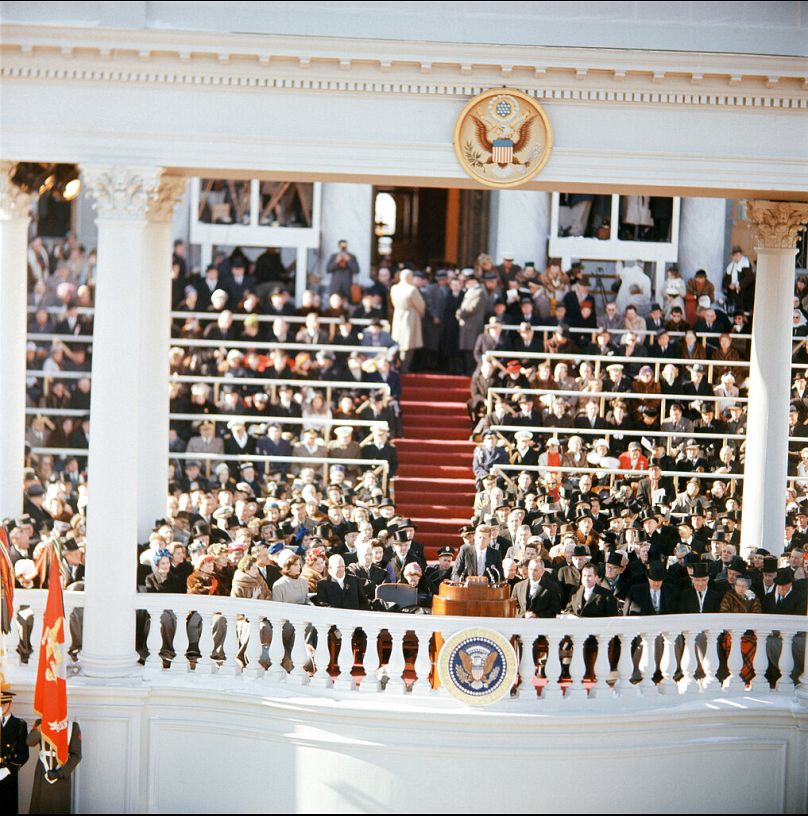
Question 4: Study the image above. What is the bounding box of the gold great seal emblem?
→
[437,627,518,706]
[453,88,552,188]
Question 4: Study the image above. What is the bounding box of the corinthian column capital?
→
[0,161,32,221]
[147,175,187,223]
[747,200,808,250]
[81,164,164,220]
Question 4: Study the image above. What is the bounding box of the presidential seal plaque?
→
[437,628,518,706]
[453,88,552,188]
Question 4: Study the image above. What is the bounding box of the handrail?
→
[490,462,746,480]
[27,305,95,315]
[484,349,754,369]
[171,450,390,492]
[25,370,91,380]
[497,323,754,341]
[168,375,389,393]
[489,424,747,442]
[25,332,93,343]
[9,589,803,705]
[170,338,391,354]
[487,386,749,403]
[169,412,388,429]
[170,310,387,327]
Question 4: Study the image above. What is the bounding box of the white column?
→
[677,197,726,296]
[741,201,808,558]
[140,177,186,539]
[319,183,372,291]
[488,190,550,271]
[0,163,30,518]
[79,165,171,677]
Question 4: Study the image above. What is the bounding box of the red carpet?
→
[395,373,475,559]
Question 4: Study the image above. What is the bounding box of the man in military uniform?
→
[0,690,29,814]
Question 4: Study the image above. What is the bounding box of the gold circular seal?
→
[437,627,518,706]
[453,88,552,189]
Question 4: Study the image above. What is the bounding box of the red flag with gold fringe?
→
[33,542,69,764]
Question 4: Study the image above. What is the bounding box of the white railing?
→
[7,590,805,709]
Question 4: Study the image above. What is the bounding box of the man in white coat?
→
[390,268,426,373]
[615,260,652,318]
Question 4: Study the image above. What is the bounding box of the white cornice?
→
[1,23,807,111]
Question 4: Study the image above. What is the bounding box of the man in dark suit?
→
[452,524,504,582]
[0,690,29,815]
[679,561,722,613]
[623,562,680,615]
[764,569,807,685]
[566,563,619,617]
[385,531,422,583]
[511,559,561,618]
[316,555,369,610]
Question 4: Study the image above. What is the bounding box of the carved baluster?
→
[171,609,190,673]
[196,611,216,675]
[309,624,333,688]
[411,630,436,696]
[615,631,637,697]
[218,613,240,676]
[291,617,312,685]
[637,630,656,694]
[517,634,537,700]
[542,633,563,700]
[679,631,700,694]
[696,629,717,691]
[266,618,287,683]
[360,624,382,692]
[143,609,162,673]
[726,628,746,692]
[748,624,769,693]
[243,616,264,680]
[386,628,408,692]
[565,633,588,698]
[335,625,357,690]
[593,633,612,698]
[777,631,796,695]
[657,631,677,694]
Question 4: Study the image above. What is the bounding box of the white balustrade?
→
[6,592,807,711]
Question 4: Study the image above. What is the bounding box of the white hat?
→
[515,430,533,441]
[697,295,711,309]
[334,426,353,438]
[227,419,245,431]
[276,549,295,569]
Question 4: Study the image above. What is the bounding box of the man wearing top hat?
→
[385,528,422,583]
[623,562,680,616]
[0,689,29,814]
[599,551,632,604]
[557,545,590,608]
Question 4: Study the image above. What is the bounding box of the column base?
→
[80,651,141,679]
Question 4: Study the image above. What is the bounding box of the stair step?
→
[403,387,470,399]
[395,438,476,450]
[401,426,471,440]
[397,466,474,480]
[397,504,473,517]
[402,373,470,386]
[401,400,468,414]
[395,476,475,492]
[397,451,473,466]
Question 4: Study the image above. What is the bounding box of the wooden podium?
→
[431,577,517,618]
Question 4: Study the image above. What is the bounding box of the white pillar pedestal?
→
[319,183,372,291]
[678,197,726,297]
[80,165,180,678]
[0,163,30,518]
[488,190,550,272]
[741,201,808,559]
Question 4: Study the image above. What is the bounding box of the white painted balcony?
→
[7,589,806,710]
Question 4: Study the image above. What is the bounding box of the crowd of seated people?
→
[12,234,808,655]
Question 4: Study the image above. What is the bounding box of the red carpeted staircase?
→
[394,373,476,560]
